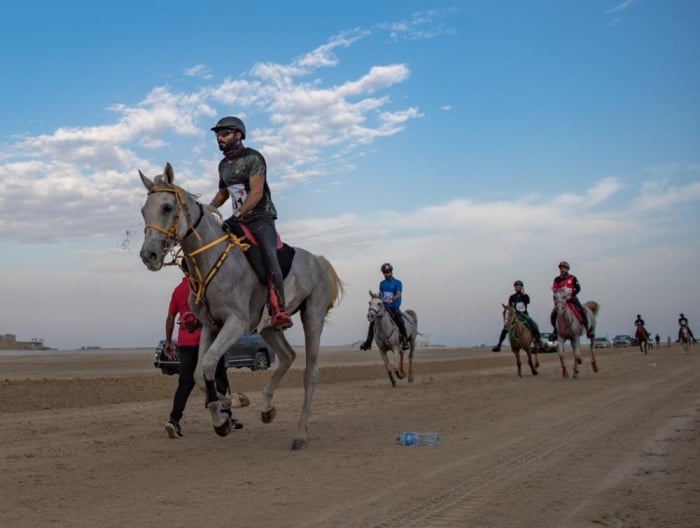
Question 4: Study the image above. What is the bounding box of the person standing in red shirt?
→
[164,260,243,438]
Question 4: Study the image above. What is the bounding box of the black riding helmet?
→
[514,280,524,287]
[211,116,246,139]
[381,262,393,273]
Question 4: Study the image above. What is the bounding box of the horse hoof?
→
[291,438,307,450]
[575,356,583,365]
[562,369,569,378]
[592,361,599,373]
[214,419,231,437]
[261,407,276,424]
[532,370,539,376]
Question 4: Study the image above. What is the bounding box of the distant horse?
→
[635,325,650,355]
[139,163,344,449]
[366,291,418,387]
[553,289,600,378]
[680,326,692,354]
[502,304,539,377]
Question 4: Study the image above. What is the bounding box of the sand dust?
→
[1,344,699,527]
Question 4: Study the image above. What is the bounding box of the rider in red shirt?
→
[550,261,592,340]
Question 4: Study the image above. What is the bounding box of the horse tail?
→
[585,300,600,316]
[405,309,417,325]
[318,255,345,312]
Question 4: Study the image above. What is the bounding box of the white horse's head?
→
[139,162,185,271]
[367,290,384,322]
[552,288,570,312]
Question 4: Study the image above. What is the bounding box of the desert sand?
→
[1,344,699,527]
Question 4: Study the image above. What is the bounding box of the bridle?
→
[144,184,250,305]
[368,299,398,342]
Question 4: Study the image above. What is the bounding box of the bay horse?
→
[635,325,650,355]
[552,289,600,378]
[139,163,344,449]
[366,291,418,387]
[502,304,539,377]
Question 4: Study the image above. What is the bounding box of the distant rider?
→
[550,261,592,340]
[492,280,542,352]
[359,262,409,351]
[678,313,696,343]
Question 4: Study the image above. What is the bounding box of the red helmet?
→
[558,261,570,269]
[381,262,393,273]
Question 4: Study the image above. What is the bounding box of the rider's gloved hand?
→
[223,215,239,233]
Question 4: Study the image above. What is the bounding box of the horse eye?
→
[163,203,173,214]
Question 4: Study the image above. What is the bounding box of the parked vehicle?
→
[593,336,612,349]
[537,332,559,353]
[612,335,633,348]
[154,333,276,375]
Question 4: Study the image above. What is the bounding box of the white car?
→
[593,337,612,348]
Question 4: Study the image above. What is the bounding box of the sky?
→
[1,0,699,350]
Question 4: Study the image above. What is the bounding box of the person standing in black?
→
[492,280,542,352]
[209,116,292,331]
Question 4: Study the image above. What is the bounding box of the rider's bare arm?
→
[210,187,229,208]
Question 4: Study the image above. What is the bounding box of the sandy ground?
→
[1,343,699,527]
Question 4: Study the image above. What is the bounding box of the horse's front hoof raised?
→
[291,438,307,450]
[261,407,276,424]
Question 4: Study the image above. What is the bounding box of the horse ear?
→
[368,290,373,297]
[164,162,175,183]
[139,170,154,191]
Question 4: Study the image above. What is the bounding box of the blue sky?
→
[1,1,699,349]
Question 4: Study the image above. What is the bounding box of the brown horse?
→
[635,325,650,355]
[502,305,539,377]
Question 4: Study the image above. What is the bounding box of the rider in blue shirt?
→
[359,262,409,351]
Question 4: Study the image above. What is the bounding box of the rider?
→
[492,280,542,352]
[550,260,592,340]
[208,116,292,331]
[678,313,696,343]
[634,314,648,341]
[359,262,409,351]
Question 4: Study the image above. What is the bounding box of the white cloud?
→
[607,0,636,15]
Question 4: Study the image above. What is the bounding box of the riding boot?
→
[492,328,507,352]
[550,310,558,341]
[360,323,374,350]
[268,282,293,330]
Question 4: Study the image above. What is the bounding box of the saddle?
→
[567,300,586,325]
[226,222,295,285]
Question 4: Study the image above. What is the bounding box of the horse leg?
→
[259,328,296,426]
[525,344,538,376]
[407,338,415,383]
[590,341,599,373]
[379,348,396,387]
[513,348,523,377]
[558,345,569,378]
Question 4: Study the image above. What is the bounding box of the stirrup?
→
[272,311,293,330]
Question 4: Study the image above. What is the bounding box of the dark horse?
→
[635,325,650,355]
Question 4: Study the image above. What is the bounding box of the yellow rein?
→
[144,185,250,305]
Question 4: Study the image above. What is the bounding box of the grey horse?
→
[552,289,600,379]
[366,291,418,387]
[139,163,344,449]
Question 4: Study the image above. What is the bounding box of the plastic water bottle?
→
[396,431,441,446]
